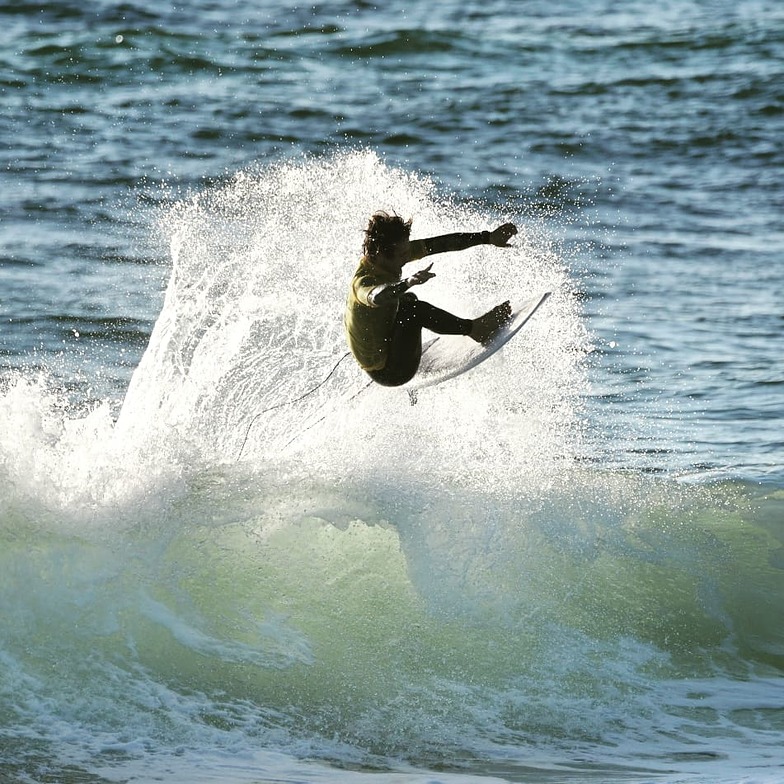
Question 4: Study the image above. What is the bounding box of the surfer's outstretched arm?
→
[408,223,518,261]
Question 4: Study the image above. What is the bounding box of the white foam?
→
[112,152,588,493]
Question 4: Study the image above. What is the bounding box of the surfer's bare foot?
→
[469,301,512,344]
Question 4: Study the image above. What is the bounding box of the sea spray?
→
[113,152,586,495]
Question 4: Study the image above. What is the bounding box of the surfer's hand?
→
[488,223,518,247]
[407,263,435,287]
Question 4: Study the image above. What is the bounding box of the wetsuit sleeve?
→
[368,280,410,306]
[408,232,490,261]
[353,271,408,307]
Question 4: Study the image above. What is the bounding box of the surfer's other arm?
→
[367,264,435,306]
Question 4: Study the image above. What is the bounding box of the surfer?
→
[344,211,517,387]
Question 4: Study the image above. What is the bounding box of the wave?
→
[1,454,782,780]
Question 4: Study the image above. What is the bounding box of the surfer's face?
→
[378,239,408,272]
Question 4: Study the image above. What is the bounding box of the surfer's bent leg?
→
[368,295,471,387]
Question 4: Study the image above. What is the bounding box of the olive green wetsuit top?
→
[344,231,489,372]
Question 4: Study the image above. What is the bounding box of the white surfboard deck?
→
[405,291,551,393]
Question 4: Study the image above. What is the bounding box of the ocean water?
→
[1,1,783,783]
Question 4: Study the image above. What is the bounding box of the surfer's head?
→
[363,211,412,259]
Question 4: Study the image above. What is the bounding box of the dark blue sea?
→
[1,1,783,782]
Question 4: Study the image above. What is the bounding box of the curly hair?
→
[362,211,412,258]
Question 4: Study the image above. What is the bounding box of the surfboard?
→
[405,291,551,394]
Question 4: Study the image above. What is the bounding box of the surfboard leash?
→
[235,351,352,461]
